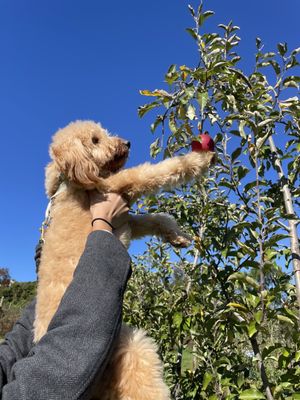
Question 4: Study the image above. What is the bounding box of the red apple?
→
[191,132,215,152]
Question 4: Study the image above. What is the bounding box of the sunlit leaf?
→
[277,315,294,325]
[198,10,215,27]
[227,302,248,312]
[196,91,209,115]
[247,320,258,338]
[239,389,265,399]
[277,42,287,56]
[138,102,159,117]
[186,104,197,120]
[202,371,213,390]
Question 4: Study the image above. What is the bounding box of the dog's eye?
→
[92,137,99,144]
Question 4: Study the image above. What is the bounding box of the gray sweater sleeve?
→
[0,230,131,400]
[0,300,35,388]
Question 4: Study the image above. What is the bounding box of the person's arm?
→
[1,192,131,400]
[0,300,35,389]
[2,230,131,400]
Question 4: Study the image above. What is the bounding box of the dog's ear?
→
[45,162,61,198]
[50,138,101,187]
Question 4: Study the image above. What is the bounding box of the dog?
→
[35,120,215,399]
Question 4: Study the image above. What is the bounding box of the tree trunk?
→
[268,136,300,323]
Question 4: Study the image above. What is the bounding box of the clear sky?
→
[0,0,299,281]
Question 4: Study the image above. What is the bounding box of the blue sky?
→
[0,0,299,281]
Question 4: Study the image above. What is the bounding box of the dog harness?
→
[39,181,67,243]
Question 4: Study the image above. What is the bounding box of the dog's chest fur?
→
[34,188,130,342]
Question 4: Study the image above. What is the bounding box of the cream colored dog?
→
[35,120,214,399]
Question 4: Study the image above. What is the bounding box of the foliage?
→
[0,281,36,338]
[124,3,300,399]
[0,281,36,307]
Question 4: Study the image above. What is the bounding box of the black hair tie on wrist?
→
[91,218,115,230]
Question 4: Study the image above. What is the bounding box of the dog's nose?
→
[124,141,131,149]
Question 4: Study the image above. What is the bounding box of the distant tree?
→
[0,268,11,287]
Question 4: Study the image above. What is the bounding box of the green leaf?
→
[219,180,234,189]
[237,166,249,180]
[292,47,300,55]
[186,28,198,41]
[256,132,270,149]
[227,302,248,312]
[138,102,158,118]
[187,4,195,17]
[184,86,195,99]
[237,240,256,257]
[284,80,299,89]
[279,96,299,108]
[245,276,260,289]
[264,234,288,248]
[239,388,265,399]
[228,272,259,289]
[165,64,179,84]
[202,371,213,390]
[167,64,176,74]
[270,60,281,75]
[256,37,262,49]
[283,76,300,84]
[262,344,283,359]
[196,91,209,115]
[231,147,242,162]
[244,181,258,192]
[277,315,294,325]
[257,119,274,128]
[263,52,276,58]
[186,104,196,120]
[277,42,287,56]
[247,320,258,338]
[228,68,252,88]
[198,10,215,27]
[139,89,173,98]
[172,312,183,327]
[150,138,161,158]
[231,56,241,65]
[239,121,246,139]
[150,115,163,133]
[282,75,300,88]
[254,310,263,324]
[168,112,177,134]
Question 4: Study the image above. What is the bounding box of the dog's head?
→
[47,121,130,194]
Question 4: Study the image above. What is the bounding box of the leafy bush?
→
[0,281,36,338]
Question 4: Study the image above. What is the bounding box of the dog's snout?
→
[124,141,131,149]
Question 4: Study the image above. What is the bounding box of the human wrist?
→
[90,212,113,223]
[92,219,113,233]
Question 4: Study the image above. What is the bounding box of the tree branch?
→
[250,336,274,400]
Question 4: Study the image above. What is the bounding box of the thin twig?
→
[255,148,266,320]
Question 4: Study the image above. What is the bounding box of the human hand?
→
[88,191,129,232]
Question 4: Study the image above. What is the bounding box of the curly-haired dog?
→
[35,120,215,399]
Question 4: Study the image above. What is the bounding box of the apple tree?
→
[123,3,300,399]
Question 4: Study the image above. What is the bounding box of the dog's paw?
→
[164,231,192,248]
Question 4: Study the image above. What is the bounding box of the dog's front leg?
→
[102,151,214,200]
[129,213,192,248]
